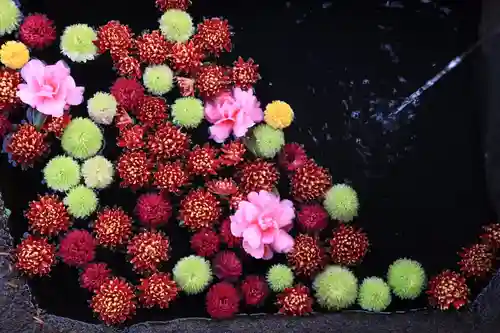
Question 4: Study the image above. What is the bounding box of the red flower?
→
[117,124,145,150]
[207,178,238,196]
[58,230,96,267]
[117,150,151,189]
[176,76,195,97]
[127,231,170,274]
[135,30,171,65]
[0,113,11,138]
[80,262,112,292]
[25,194,70,237]
[296,204,329,233]
[42,113,71,138]
[147,122,190,161]
[427,270,469,310]
[19,14,57,49]
[237,160,279,194]
[212,251,242,281]
[480,223,500,250]
[287,234,326,277]
[138,273,178,308]
[114,54,142,78]
[93,207,133,248]
[135,95,168,127]
[276,284,313,316]
[110,78,145,111]
[90,277,136,325]
[193,18,232,56]
[229,191,245,211]
[135,193,172,228]
[187,144,219,176]
[180,189,221,231]
[155,0,191,11]
[15,236,55,276]
[458,243,494,279]
[168,41,204,74]
[6,123,49,168]
[191,229,220,257]
[114,105,134,131]
[219,140,246,166]
[279,143,307,172]
[195,64,231,99]
[291,159,331,201]
[241,275,268,306]
[231,57,260,90]
[0,68,21,111]
[206,282,240,319]
[329,224,369,266]
[219,218,241,248]
[95,21,133,55]
[153,161,189,194]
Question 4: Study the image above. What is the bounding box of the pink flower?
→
[230,190,295,259]
[204,88,263,143]
[17,59,84,117]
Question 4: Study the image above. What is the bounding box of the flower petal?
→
[272,229,295,254]
[243,240,265,259]
[209,120,233,143]
[242,224,262,249]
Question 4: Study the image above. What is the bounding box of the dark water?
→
[0,0,494,325]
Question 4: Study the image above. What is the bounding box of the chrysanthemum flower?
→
[0,41,29,69]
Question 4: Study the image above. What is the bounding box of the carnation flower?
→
[93,207,133,248]
[79,262,111,291]
[138,273,178,308]
[110,78,145,111]
[87,92,118,125]
[15,235,55,276]
[90,277,136,325]
[127,231,170,274]
[180,189,221,231]
[135,193,172,228]
[206,282,240,319]
[58,229,96,267]
[190,229,220,257]
[159,9,194,43]
[0,41,29,69]
[277,284,313,316]
[19,14,57,49]
[60,24,98,63]
[25,194,70,236]
[212,251,242,281]
[241,275,268,306]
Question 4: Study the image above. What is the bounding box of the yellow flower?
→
[264,100,294,129]
[0,41,30,69]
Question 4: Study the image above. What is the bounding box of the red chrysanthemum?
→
[427,270,469,310]
[176,76,195,97]
[213,251,242,281]
[15,235,55,276]
[276,284,313,316]
[229,191,245,211]
[155,0,191,11]
[237,160,279,194]
[206,282,240,320]
[80,262,112,292]
[287,234,326,277]
[138,273,179,308]
[147,122,189,161]
[93,207,133,248]
[241,275,268,306]
[480,223,500,250]
[0,113,11,138]
[114,105,134,131]
[219,140,246,166]
[25,194,70,236]
[190,228,220,257]
[58,230,96,267]
[90,277,136,325]
[19,14,57,49]
[6,123,49,168]
[0,68,21,111]
[180,189,221,231]
[95,21,133,56]
[187,144,219,176]
[291,159,332,202]
[195,64,230,99]
[219,218,241,248]
[42,113,71,138]
[117,150,151,189]
[135,192,172,228]
[458,243,494,279]
[117,124,145,150]
[296,204,329,233]
[153,161,189,194]
[231,57,260,90]
[135,30,171,65]
[168,40,204,74]
[114,54,142,78]
[127,231,170,274]
[207,178,238,196]
[279,143,308,172]
[110,78,145,111]
[193,18,232,56]
[135,95,168,127]
[329,224,369,266]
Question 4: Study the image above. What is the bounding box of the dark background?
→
[0,0,494,325]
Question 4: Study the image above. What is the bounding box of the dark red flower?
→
[458,243,494,279]
[153,161,189,194]
[0,68,21,111]
[0,113,11,138]
[190,228,220,257]
[80,262,112,292]
[168,41,204,74]
[135,193,172,228]
[127,231,170,274]
[279,143,307,172]
[58,230,96,267]
[287,234,326,277]
[291,159,332,202]
[237,160,279,194]
[6,123,49,168]
[193,18,232,56]
[114,105,134,131]
[90,277,136,325]
[147,122,190,161]
[117,124,145,150]
[187,144,219,176]
[176,76,195,97]
[195,64,230,99]
[329,224,369,266]
[95,21,133,55]
[42,113,71,138]
[219,218,241,248]
[135,30,171,65]
[110,78,145,111]
[180,189,221,231]
[241,275,268,306]
[114,54,142,78]
[296,203,329,233]
[93,207,133,248]
[219,140,246,166]
[19,14,57,49]
[277,284,313,316]
[212,251,242,281]
[15,235,55,276]
[480,223,500,250]
[135,95,168,127]
[25,194,70,237]
[231,57,260,90]
[427,270,469,310]
[138,273,178,308]
[117,150,152,189]
[155,0,191,11]
[206,282,240,319]
[207,178,238,196]
[229,191,245,211]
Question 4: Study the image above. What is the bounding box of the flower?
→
[143,64,174,95]
[0,113,10,138]
[0,41,29,69]
[135,30,171,65]
[61,118,103,159]
[155,0,192,11]
[287,234,326,277]
[116,150,151,189]
[193,18,232,56]
[480,223,500,250]
[279,143,307,172]
[204,88,263,143]
[81,155,114,189]
[136,95,168,127]
[387,258,426,300]
[0,0,21,36]
[43,155,81,192]
[173,255,213,294]
[267,264,294,292]
[206,178,238,196]
[169,41,204,74]
[138,273,178,308]
[358,277,392,312]
[458,243,494,279]
[42,113,71,138]
[427,270,469,310]
[323,184,359,222]
[264,101,294,129]
[90,277,136,325]
[237,160,279,194]
[241,275,268,306]
[135,193,172,228]
[179,189,221,231]
[117,124,145,150]
[291,159,332,202]
[60,24,98,63]
[230,190,295,259]
[171,96,204,128]
[219,140,246,166]
[231,57,260,90]
[19,14,57,49]
[329,224,369,266]
[190,229,220,257]
[147,122,189,160]
[296,203,329,233]
[177,77,194,96]
[277,284,313,316]
[153,161,189,194]
[15,235,55,276]
[159,9,194,43]
[58,229,96,267]
[110,77,144,110]
[93,207,133,248]
[25,194,70,236]
[63,185,98,218]
[87,92,118,125]
[79,262,111,291]
[206,282,240,319]
[313,265,358,310]
[186,144,219,176]
[219,218,241,248]
[251,124,285,158]
[195,64,230,99]
[6,123,48,168]
[212,251,242,281]
[95,21,133,56]
[17,59,84,117]
[127,230,170,274]
[0,67,21,111]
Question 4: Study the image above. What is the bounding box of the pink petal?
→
[63,77,84,105]
[239,201,259,222]
[271,229,295,254]
[243,240,265,259]
[36,98,66,117]
[21,60,45,86]
[209,120,233,143]
[230,214,247,237]
[242,224,262,249]
[232,111,254,137]
[261,227,277,244]
[17,84,37,107]
[45,60,70,82]
[204,104,222,123]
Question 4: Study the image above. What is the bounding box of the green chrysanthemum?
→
[267,264,294,292]
[61,117,103,160]
[0,0,21,37]
[63,185,98,219]
[87,92,117,125]
[171,97,204,128]
[173,255,212,295]
[358,277,392,312]
[159,9,194,43]
[323,184,359,222]
[313,265,358,310]
[252,124,285,159]
[143,65,174,96]
[81,155,114,189]
[60,24,98,63]
[43,155,81,192]
[387,258,426,300]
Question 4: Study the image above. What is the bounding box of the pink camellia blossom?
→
[17,59,84,117]
[230,190,295,259]
[204,88,263,143]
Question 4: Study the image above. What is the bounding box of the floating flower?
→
[19,14,57,49]
[264,101,294,129]
[0,41,29,69]
[127,230,170,274]
[171,96,204,128]
[480,223,500,250]
[287,234,326,277]
[15,235,55,276]
[135,193,172,228]
[277,284,313,316]
[159,9,194,43]
[329,224,369,266]
[6,123,48,168]
[251,124,285,158]
[206,178,238,196]
[61,118,103,159]
[212,251,242,281]
[60,24,98,63]
[296,203,329,233]
[93,207,133,248]
[153,161,189,194]
[113,53,142,78]
[204,88,263,142]
[237,160,279,194]
[387,258,426,300]
[147,122,189,160]
[43,155,81,192]
[81,155,115,189]
[116,150,151,189]
[180,189,221,231]
[219,218,241,248]
[0,0,21,37]
[138,273,178,308]
[168,41,204,74]
[63,185,98,218]
[58,229,96,267]
[230,190,295,259]
[110,77,144,111]
[427,270,469,310]
[135,30,171,65]
[42,113,71,138]
[173,255,212,294]
[25,194,70,236]
[267,264,294,292]
[458,243,494,279]
[176,76,195,96]
[87,92,117,125]
[155,0,192,11]
[279,143,307,172]
[143,64,174,95]
[190,228,220,257]
[206,282,240,319]
[0,113,11,138]
[313,265,358,310]
[358,277,392,312]
[291,159,331,202]
[90,277,136,325]
[241,275,268,306]
[117,124,145,150]
[186,144,219,176]
[193,17,232,56]
[195,64,230,99]
[231,57,260,90]
[0,67,21,111]
[95,21,133,56]
[323,184,359,222]
[135,95,168,127]
[79,262,111,292]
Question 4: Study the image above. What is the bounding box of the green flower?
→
[60,24,98,63]
[64,185,98,218]
[171,97,204,128]
[43,155,81,192]
[252,124,285,159]
[323,184,359,222]
[87,92,117,125]
[387,258,426,300]
[313,265,358,310]
[173,255,212,295]
[267,264,294,292]
[358,277,392,312]
[61,117,103,160]
[81,155,114,189]
[0,0,21,36]
[159,9,194,43]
